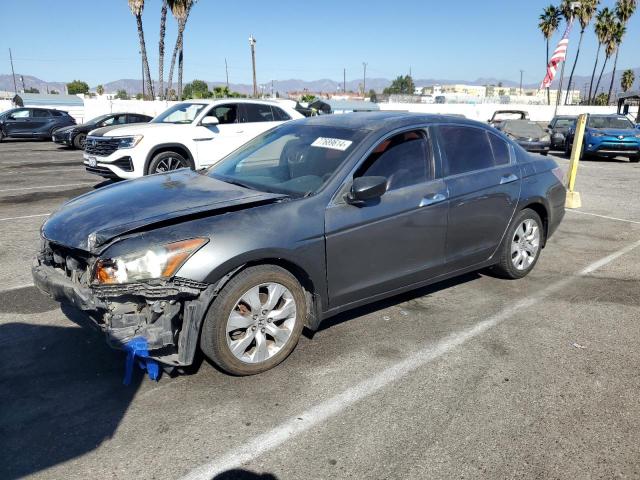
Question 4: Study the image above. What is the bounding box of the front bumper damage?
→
[32,252,217,367]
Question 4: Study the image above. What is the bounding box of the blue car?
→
[565,114,640,163]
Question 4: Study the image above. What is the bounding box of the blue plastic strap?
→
[123,337,161,385]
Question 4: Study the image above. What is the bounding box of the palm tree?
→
[621,69,635,92]
[593,16,619,104]
[563,0,599,105]
[588,8,614,103]
[539,5,561,105]
[158,0,168,100]
[167,0,196,100]
[607,0,636,103]
[128,0,154,99]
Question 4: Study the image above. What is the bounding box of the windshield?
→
[502,120,545,138]
[588,116,634,129]
[152,102,207,124]
[554,118,575,128]
[493,111,526,121]
[209,123,365,197]
[87,114,112,125]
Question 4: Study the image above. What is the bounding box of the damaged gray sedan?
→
[33,113,566,375]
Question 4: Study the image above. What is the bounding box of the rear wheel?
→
[200,265,306,375]
[492,208,544,279]
[147,151,192,174]
[73,133,87,150]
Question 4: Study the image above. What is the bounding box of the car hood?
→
[54,125,77,134]
[89,122,178,137]
[42,169,286,252]
[587,128,638,137]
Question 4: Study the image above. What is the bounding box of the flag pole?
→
[554,60,567,117]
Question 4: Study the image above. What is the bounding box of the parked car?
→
[489,110,529,128]
[33,113,566,375]
[496,119,551,155]
[0,107,75,141]
[82,99,304,179]
[548,115,576,150]
[564,114,640,162]
[53,112,152,149]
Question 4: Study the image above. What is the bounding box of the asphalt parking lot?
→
[1,140,639,480]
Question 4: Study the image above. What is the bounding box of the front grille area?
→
[85,164,119,178]
[42,240,93,283]
[85,137,120,157]
[597,143,638,152]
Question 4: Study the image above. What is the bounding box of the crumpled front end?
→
[32,239,216,366]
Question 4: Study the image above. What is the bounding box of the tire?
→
[72,133,87,150]
[541,151,548,156]
[147,151,193,175]
[200,265,306,375]
[564,141,572,158]
[492,208,544,280]
[0,129,4,142]
[630,155,640,163]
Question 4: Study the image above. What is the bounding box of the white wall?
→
[1,97,619,125]
[378,102,618,122]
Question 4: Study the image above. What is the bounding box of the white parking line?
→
[0,183,94,193]
[0,213,50,222]
[179,238,640,480]
[567,209,640,225]
[3,167,81,174]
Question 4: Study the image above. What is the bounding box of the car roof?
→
[176,98,292,107]
[294,111,486,132]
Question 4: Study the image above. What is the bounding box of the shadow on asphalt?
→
[312,271,482,336]
[0,306,143,480]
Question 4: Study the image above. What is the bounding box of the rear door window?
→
[244,103,276,122]
[487,133,511,166]
[438,125,496,176]
[32,109,52,118]
[272,106,291,121]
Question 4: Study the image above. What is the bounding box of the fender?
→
[144,142,195,174]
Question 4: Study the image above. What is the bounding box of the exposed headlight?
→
[541,135,551,142]
[113,135,143,149]
[590,132,605,137]
[94,238,208,284]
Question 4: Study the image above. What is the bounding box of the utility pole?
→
[249,35,258,98]
[519,70,524,96]
[20,75,25,92]
[225,58,229,89]
[271,80,274,98]
[9,48,17,94]
[362,62,367,96]
[343,68,346,93]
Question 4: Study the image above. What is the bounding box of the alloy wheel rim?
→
[511,218,540,271]
[155,156,186,173]
[225,282,297,364]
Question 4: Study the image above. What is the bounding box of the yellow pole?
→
[565,113,587,209]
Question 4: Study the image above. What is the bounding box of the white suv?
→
[83,99,303,179]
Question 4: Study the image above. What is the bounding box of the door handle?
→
[235,130,244,134]
[419,192,447,207]
[500,173,519,184]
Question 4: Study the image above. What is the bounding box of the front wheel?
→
[630,155,640,163]
[492,209,544,279]
[147,151,192,174]
[200,265,306,375]
[73,133,87,149]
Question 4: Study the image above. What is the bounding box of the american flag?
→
[540,19,574,89]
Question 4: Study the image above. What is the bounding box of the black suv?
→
[0,107,75,141]
[53,112,153,149]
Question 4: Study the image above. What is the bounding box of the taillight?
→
[552,166,565,184]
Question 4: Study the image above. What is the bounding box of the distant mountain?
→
[2,70,638,96]
[0,74,67,94]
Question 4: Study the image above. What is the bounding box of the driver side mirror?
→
[346,176,387,204]
[201,116,219,126]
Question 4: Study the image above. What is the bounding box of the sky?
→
[1,0,639,87]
